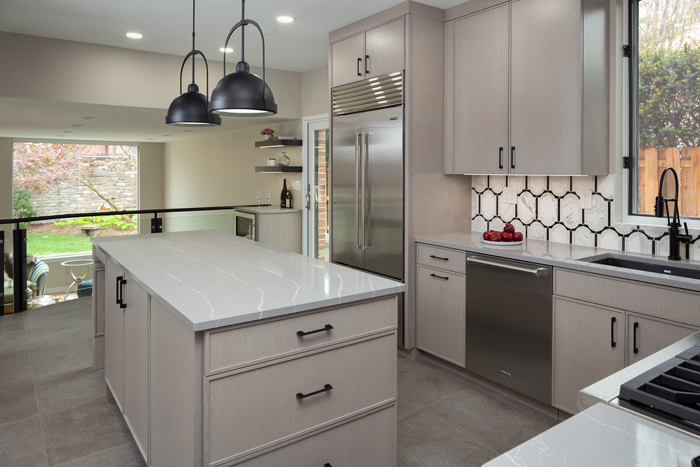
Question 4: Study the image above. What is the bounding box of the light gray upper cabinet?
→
[331,18,405,88]
[445,0,610,176]
[453,4,509,175]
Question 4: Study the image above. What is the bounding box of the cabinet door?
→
[331,33,365,87]
[364,18,404,79]
[123,277,150,463]
[104,259,125,412]
[553,298,624,414]
[416,265,466,367]
[510,0,581,174]
[627,315,697,366]
[453,5,509,175]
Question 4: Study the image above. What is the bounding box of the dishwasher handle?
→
[467,256,550,277]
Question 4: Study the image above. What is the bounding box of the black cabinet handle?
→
[357,57,362,76]
[610,317,616,348]
[365,54,370,74]
[499,147,504,169]
[120,279,127,309]
[297,384,333,400]
[430,273,449,280]
[297,324,333,337]
[429,255,449,261]
[116,276,123,305]
[510,146,515,169]
[633,322,639,354]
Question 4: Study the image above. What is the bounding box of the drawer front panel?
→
[554,268,700,327]
[416,244,467,274]
[205,296,397,375]
[205,334,396,465]
[235,406,395,467]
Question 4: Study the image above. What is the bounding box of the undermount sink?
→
[579,253,700,280]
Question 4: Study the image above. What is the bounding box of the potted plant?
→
[261,128,274,140]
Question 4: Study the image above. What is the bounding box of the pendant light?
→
[210,0,277,116]
[165,0,221,126]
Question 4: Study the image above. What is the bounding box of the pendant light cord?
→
[191,0,196,85]
[241,0,245,63]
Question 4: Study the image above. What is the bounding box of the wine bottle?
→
[280,179,287,208]
[285,186,293,209]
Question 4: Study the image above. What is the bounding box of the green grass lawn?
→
[27,233,93,256]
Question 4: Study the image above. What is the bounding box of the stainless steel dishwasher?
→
[465,254,552,404]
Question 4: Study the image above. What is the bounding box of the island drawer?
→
[204,296,397,375]
[203,334,396,466]
[417,244,466,274]
[234,405,395,467]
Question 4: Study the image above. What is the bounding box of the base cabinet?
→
[627,315,696,365]
[104,258,126,412]
[553,298,624,414]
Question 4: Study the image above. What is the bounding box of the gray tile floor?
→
[0,299,557,466]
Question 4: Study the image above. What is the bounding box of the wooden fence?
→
[638,147,700,218]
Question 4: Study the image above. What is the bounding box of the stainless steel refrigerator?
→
[331,74,404,281]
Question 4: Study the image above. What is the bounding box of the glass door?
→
[304,118,330,260]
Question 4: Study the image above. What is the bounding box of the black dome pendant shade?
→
[166,0,221,126]
[210,0,277,116]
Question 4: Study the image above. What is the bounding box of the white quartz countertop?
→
[484,403,700,467]
[415,231,700,292]
[92,230,404,331]
[236,206,303,214]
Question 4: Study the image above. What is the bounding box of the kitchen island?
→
[91,230,403,467]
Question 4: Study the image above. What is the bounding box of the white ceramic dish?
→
[480,238,524,247]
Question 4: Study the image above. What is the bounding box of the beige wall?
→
[301,65,329,117]
[164,121,304,212]
[0,32,302,119]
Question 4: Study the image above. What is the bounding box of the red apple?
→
[513,232,523,242]
[483,231,491,240]
[501,232,513,242]
[503,224,515,234]
[490,232,502,242]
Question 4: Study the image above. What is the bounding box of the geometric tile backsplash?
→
[471,174,700,259]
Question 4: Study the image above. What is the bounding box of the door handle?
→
[510,146,515,169]
[499,147,503,169]
[116,276,123,305]
[430,273,449,280]
[305,183,311,210]
[357,57,362,76]
[361,132,369,251]
[610,317,616,348]
[365,54,370,74]
[296,384,333,400]
[633,322,639,354]
[119,279,127,309]
[297,324,333,337]
[467,256,548,277]
[355,132,361,250]
[430,255,449,261]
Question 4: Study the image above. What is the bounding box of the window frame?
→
[622,0,700,229]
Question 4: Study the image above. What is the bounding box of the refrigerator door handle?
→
[362,131,370,250]
[355,132,361,250]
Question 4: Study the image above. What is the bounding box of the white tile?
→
[507,176,526,193]
[656,236,670,258]
[572,176,595,193]
[550,224,570,244]
[527,223,547,241]
[599,229,621,251]
[550,176,570,197]
[598,174,615,199]
[527,176,548,196]
[625,232,652,255]
[481,191,497,219]
[518,191,536,224]
[586,195,609,232]
[471,190,479,218]
[489,175,507,193]
[562,193,582,229]
[509,219,525,235]
[473,175,488,193]
[573,227,595,247]
[498,198,515,222]
[472,216,488,234]
[539,193,558,227]
[489,218,505,232]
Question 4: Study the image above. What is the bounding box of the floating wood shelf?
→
[255,166,303,173]
[255,139,303,148]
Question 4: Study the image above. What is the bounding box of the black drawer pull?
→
[116,276,123,305]
[297,324,333,337]
[430,273,449,280]
[511,146,515,169]
[297,384,333,400]
[499,147,503,169]
[429,255,449,261]
[633,322,639,354]
[610,317,616,348]
[357,57,362,76]
[120,279,127,309]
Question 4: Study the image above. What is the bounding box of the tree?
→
[12,143,138,218]
[640,0,700,49]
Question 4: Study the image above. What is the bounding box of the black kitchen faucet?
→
[654,167,692,260]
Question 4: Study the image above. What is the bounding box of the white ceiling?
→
[0,0,465,142]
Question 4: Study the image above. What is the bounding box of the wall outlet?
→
[580,189,593,210]
[502,187,517,205]
[291,180,301,191]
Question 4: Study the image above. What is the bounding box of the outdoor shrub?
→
[56,214,137,231]
[13,189,37,219]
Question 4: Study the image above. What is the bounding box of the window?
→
[629,0,700,220]
[12,142,139,257]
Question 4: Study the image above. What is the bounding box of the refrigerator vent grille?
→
[332,72,403,116]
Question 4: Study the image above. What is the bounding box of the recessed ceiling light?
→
[276,16,294,23]
[80,117,96,120]
[71,124,83,128]
[220,47,234,53]
[126,32,143,39]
